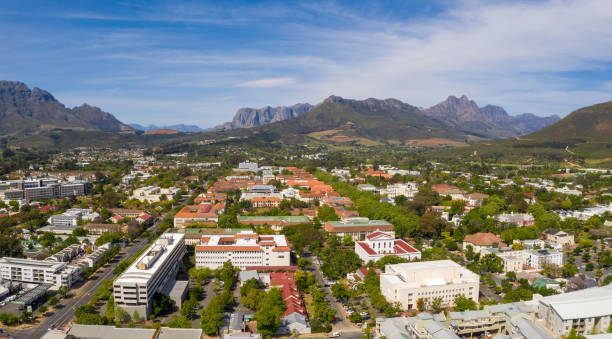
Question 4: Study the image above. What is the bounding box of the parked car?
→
[329,332,341,338]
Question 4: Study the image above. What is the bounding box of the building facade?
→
[380,260,479,310]
[355,231,421,263]
[195,231,291,269]
[113,233,186,318]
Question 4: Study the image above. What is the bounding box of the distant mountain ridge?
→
[526,101,612,142]
[0,80,132,136]
[129,123,206,133]
[250,95,477,146]
[421,95,560,139]
[214,103,313,130]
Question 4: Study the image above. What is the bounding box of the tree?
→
[342,234,354,246]
[416,298,425,312]
[181,298,198,318]
[48,296,59,306]
[256,304,283,337]
[38,305,48,314]
[72,227,88,236]
[105,296,115,320]
[431,297,443,313]
[167,315,191,328]
[418,211,447,237]
[151,293,175,317]
[349,312,363,323]
[480,254,503,273]
[297,258,311,270]
[331,282,348,300]
[506,271,517,282]
[57,285,68,298]
[132,310,140,322]
[454,295,477,311]
[0,312,18,325]
[562,264,579,278]
[101,191,122,208]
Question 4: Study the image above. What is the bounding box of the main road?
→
[11,204,182,339]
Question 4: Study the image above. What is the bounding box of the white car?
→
[329,332,341,338]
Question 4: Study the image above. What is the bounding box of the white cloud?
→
[237,77,296,88]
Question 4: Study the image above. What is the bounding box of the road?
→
[310,256,360,335]
[10,208,176,339]
[12,239,150,339]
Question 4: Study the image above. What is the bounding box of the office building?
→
[380,260,479,310]
[195,230,290,269]
[113,233,186,318]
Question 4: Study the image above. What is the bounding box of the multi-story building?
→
[380,260,479,310]
[381,183,419,199]
[0,256,84,289]
[173,202,226,227]
[113,233,186,318]
[324,218,394,240]
[355,231,421,263]
[47,208,99,227]
[195,230,290,269]
[544,229,575,248]
[528,249,563,269]
[535,285,612,337]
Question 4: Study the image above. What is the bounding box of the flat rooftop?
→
[115,233,184,285]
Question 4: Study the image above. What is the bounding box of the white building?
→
[113,233,186,318]
[0,257,81,289]
[535,285,612,337]
[380,260,479,310]
[528,249,563,269]
[130,186,179,203]
[47,208,99,226]
[380,183,419,199]
[236,161,258,172]
[195,230,290,270]
[495,213,535,227]
[355,231,421,263]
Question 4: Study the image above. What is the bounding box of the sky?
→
[1,0,612,128]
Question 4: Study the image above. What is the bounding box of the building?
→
[195,230,290,269]
[535,285,612,336]
[381,183,419,199]
[544,229,575,248]
[251,197,281,208]
[355,231,421,263]
[47,208,99,227]
[495,250,530,273]
[462,232,506,255]
[269,272,311,334]
[173,202,226,227]
[528,249,563,269]
[65,325,202,339]
[84,222,139,235]
[0,257,80,289]
[113,233,186,318]
[236,161,258,172]
[237,215,309,232]
[495,213,535,227]
[324,218,394,240]
[380,260,479,310]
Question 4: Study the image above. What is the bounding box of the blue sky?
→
[1,0,611,128]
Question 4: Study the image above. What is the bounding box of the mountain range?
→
[422,95,560,139]
[0,81,132,136]
[214,103,313,130]
[216,95,559,140]
[128,123,206,133]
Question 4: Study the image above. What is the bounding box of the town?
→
[0,147,610,339]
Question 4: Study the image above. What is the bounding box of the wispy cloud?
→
[237,77,296,88]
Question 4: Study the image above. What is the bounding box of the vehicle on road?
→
[329,331,341,338]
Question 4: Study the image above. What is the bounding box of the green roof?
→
[238,215,310,223]
[326,219,392,227]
